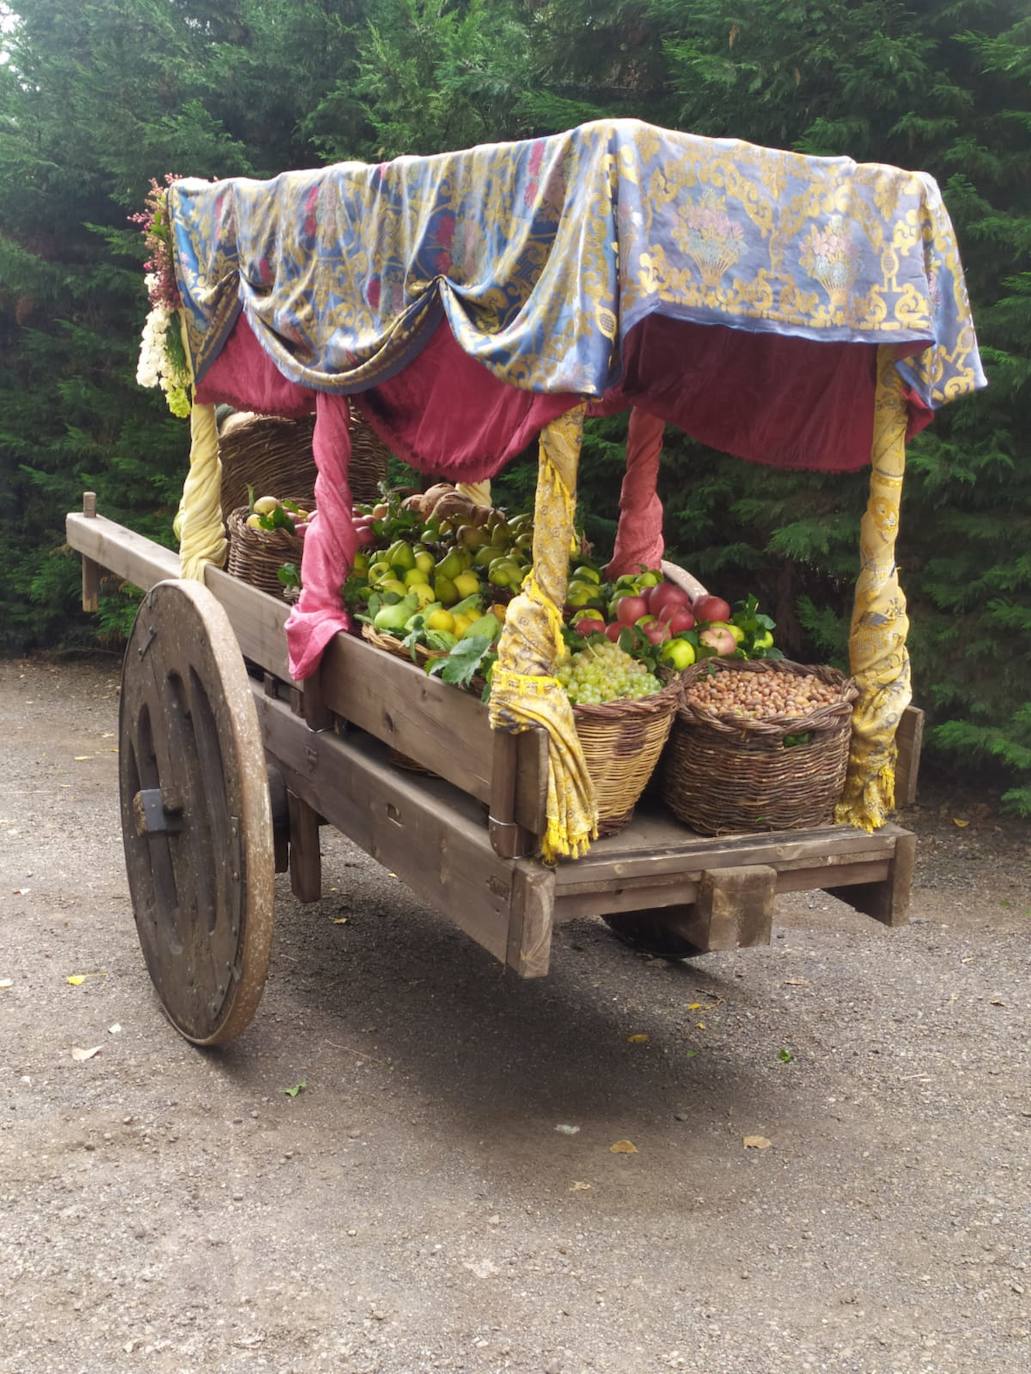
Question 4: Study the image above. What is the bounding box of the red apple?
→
[604,622,624,643]
[700,626,737,656]
[643,622,671,645]
[614,595,649,627]
[574,617,606,636]
[665,609,696,634]
[647,582,692,620]
[693,594,732,623]
[355,525,376,549]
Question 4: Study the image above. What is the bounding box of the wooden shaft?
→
[81,492,100,612]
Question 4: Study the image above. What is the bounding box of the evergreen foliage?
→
[0,0,1027,809]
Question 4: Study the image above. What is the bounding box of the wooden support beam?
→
[505,863,555,978]
[253,688,519,966]
[696,864,776,950]
[489,730,538,858]
[287,789,322,904]
[80,493,101,613]
[894,706,925,808]
[826,830,915,927]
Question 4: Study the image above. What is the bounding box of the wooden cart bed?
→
[68,508,920,983]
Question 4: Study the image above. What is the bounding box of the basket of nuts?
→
[660,658,858,835]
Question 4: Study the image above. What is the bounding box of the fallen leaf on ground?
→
[777,1048,794,1063]
[952,817,970,828]
[73,755,94,762]
[108,1023,122,1034]
[687,1002,702,1011]
[783,978,810,987]
[283,1080,307,1098]
[609,1139,637,1154]
[71,1046,101,1062]
[743,1135,772,1150]
[570,1181,592,1191]
[695,1022,706,1030]
[332,916,350,925]
[66,975,87,986]
[554,1123,580,1135]
[990,997,1007,1007]
[626,1033,649,1044]
[0,978,13,990]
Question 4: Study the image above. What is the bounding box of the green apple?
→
[660,638,696,670]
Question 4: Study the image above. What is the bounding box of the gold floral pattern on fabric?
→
[489,406,597,862]
[836,349,912,831]
[167,119,984,412]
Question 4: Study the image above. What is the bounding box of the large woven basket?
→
[219,414,317,521]
[349,404,392,504]
[217,408,389,519]
[575,680,681,836]
[226,503,306,600]
[661,659,858,835]
[362,626,678,833]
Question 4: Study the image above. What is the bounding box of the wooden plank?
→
[554,817,899,896]
[319,631,495,804]
[515,728,549,840]
[80,493,101,612]
[287,790,322,903]
[490,731,537,858]
[506,863,555,978]
[695,864,776,950]
[827,831,914,927]
[204,566,291,680]
[66,511,180,589]
[554,852,894,922]
[207,562,496,805]
[64,513,542,831]
[895,706,925,808]
[253,688,517,966]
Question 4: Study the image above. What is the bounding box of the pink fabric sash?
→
[605,408,666,577]
[193,311,930,676]
[283,392,356,679]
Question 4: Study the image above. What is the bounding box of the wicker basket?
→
[349,404,392,504]
[217,407,389,520]
[362,626,679,834]
[660,659,858,836]
[575,681,681,835]
[226,503,306,600]
[219,414,317,521]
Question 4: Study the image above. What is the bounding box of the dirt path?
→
[1,656,1028,1374]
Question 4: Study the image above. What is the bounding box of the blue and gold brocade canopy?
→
[170,118,985,412]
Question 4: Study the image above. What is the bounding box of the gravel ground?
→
[1,655,1028,1374]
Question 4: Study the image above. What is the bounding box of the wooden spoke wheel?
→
[119,580,274,1045]
[602,909,705,960]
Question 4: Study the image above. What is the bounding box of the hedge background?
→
[1,1,1028,810]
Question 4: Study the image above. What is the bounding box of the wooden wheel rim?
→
[118,579,274,1044]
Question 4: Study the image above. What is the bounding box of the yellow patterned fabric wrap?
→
[489,405,597,862]
[836,348,912,830]
[177,398,227,580]
[455,480,492,507]
[168,120,984,413]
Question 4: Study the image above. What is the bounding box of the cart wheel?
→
[119,580,274,1045]
[602,909,705,960]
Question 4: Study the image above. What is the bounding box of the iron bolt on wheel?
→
[119,580,275,1044]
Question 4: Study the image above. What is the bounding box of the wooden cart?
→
[68,498,923,1046]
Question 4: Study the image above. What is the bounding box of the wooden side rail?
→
[66,509,548,849]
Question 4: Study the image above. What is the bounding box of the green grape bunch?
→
[557,640,663,706]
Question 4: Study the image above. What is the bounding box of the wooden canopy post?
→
[836,347,912,830]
